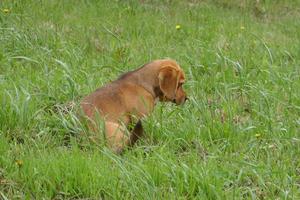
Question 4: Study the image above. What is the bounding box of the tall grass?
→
[0,0,299,199]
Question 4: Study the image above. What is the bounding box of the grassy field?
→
[1,0,300,199]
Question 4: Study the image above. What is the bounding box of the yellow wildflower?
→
[255,133,261,138]
[176,24,181,30]
[15,159,23,167]
[3,8,10,13]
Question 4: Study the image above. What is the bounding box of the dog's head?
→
[158,61,187,105]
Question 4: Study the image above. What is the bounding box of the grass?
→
[0,0,300,199]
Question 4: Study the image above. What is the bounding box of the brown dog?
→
[80,59,187,153]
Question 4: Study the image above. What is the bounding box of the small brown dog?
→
[80,59,187,153]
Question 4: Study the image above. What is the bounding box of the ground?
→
[0,0,300,199]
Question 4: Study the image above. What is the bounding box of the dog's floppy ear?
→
[158,66,179,100]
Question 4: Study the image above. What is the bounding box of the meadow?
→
[0,0,300,199]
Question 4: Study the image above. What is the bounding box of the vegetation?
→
[0,0,299,199]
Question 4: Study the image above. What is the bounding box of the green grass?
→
[1,0,300,199]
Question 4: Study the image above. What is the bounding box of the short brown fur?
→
[80,59,187,153]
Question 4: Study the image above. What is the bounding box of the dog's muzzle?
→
[173,96,188,105]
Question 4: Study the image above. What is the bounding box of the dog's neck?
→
[123,65,162,101]
[139,65,163,99]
